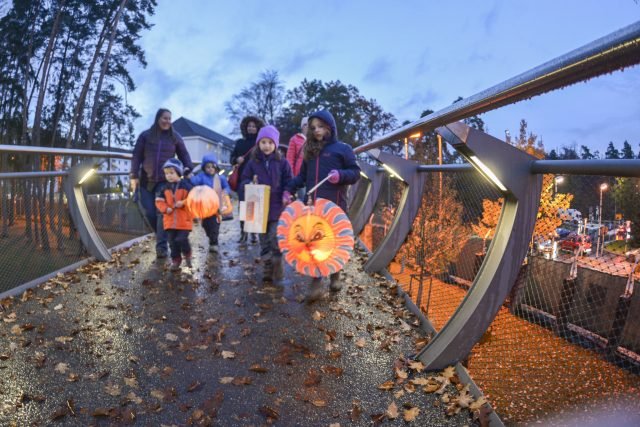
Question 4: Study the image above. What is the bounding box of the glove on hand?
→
[282,191,293,206]
[327,170,340,184]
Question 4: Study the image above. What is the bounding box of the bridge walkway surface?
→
[0,220,482,426]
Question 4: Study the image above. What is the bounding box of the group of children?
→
[154,109,360,302]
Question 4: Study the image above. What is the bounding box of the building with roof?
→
[95,146,132,188]
[172,117,235,165]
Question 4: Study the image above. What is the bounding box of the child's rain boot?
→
[305,277,323,304]
[273,257,284,281]
[329,272,342,292]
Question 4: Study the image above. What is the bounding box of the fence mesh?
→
[0,175,84,293]
[370,162,640,424]
[359,173,407,253]
[85,176,152,249]
[0,155,150,295]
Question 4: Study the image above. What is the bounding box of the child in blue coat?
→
[284,109,360,302]
[240,125,292,282]
[190,153,231,253]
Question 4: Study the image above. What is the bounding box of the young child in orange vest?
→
[155,158,194,271]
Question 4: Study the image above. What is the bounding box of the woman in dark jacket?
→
[130,108,194,259]
[230,115,265,243]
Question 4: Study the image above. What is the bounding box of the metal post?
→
[437,134,443,197]
[63,161,111,261]
[555,277,579,335]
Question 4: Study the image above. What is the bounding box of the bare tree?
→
[225,70,284,131]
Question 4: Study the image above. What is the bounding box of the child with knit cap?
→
[190,153,231,253]
[240,125,293,282]
[284,109,360,302]
[155,158,194,271]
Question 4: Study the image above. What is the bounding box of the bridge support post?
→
[363,151,426,274]
[349,161,383,236]
[416,122,541,370]
[63,161,111,262]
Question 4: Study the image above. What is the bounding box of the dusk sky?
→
[128,1,640,155]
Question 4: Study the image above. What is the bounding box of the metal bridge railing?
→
[1,20,639,426]
[0,149,152,295]
[349,20,640,425]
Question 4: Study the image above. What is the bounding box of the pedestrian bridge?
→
[1,22,640,426]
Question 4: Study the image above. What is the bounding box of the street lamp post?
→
[554,175,564,194]
[597,183,608,257]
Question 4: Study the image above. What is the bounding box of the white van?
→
[557,208,583,224]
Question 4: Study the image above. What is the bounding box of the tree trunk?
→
[49,15,75,147]
[86,0,128,150]
[31,0,66,148]
[65,9,114,148]
[24,179,33,240]
[37,176,50,250]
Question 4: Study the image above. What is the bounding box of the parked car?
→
[557,208,583,224]
[560,233,592,254]
[555,228,572,240]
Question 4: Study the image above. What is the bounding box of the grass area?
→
[605,240,638,255]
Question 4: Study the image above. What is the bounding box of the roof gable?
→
[173,117,234,149]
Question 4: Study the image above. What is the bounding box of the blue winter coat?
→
[190,153,231,194]
[286,110,360,211]
[131,129,194,190]
[240,151,292,222]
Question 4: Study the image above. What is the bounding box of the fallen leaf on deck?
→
[386,401,399,419]
[403,406,420,422]
[378,381,395,391]
[54,362,69,374]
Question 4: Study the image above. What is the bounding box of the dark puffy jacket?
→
[240,151,292,222]
[286,110,360,211]
[131,129,194,189]
[190,153,231,194]
[230,116,265,200]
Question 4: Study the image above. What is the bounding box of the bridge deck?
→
[0,221,476,426]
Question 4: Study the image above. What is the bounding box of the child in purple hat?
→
[240,125,293,282]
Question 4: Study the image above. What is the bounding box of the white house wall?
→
[183,136,232,165]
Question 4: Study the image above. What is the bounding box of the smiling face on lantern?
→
[291,216,336,262]
[277,198,354,278]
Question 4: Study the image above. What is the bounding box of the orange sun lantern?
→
[186,185,219,219]
[277,198,354,278]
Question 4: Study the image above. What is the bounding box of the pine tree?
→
[621,140,635,159]
[605,141,620,159]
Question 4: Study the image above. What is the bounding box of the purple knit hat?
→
[256,125,280,148]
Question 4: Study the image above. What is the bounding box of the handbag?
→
[228,146,254,192]
[228,165,240,191]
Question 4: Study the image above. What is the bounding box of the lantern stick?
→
[307,175,332,196]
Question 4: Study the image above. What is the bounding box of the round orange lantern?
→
[186,185,219,219]
[277,198,354,278]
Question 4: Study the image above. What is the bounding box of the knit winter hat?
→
[256,125,280,148]
[301,116,309,128]
[162,158,184,176]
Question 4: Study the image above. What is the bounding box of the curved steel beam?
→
[63,162,112,262]
[349,161,384,236]
[363,150,427,273]
[416,122,541,370]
